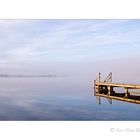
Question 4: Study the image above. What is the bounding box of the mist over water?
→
[0,76,140,120]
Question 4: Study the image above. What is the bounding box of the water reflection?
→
[0,77,139,120]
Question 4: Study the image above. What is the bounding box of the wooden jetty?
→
[93,73,140,104]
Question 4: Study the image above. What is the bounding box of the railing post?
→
[108,86,110,95]
[110,72,112,83]
[125,88,129,97]
[98,72,100,82]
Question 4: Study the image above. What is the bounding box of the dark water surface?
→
[0,76,139,120]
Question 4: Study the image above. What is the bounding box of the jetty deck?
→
[93,73,140,104]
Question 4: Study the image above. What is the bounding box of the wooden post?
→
[125,88,129,98]
[110,72,112,83]
[98,72,101,82]
[108,86,110,95]
[93,80,96,95]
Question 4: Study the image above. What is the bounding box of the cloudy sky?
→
[0,19,140,82]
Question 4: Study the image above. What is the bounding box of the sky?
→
[0,19,140,82]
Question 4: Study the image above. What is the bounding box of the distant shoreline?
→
[0,74,57,78]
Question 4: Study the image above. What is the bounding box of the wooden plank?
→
[94,82,140,89]
[129,92,140,94]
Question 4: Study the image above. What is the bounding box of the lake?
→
[0,76,139,120]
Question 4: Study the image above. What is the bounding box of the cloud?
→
[0,19,140,68]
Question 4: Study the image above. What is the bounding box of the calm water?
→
[0,76,139,120]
